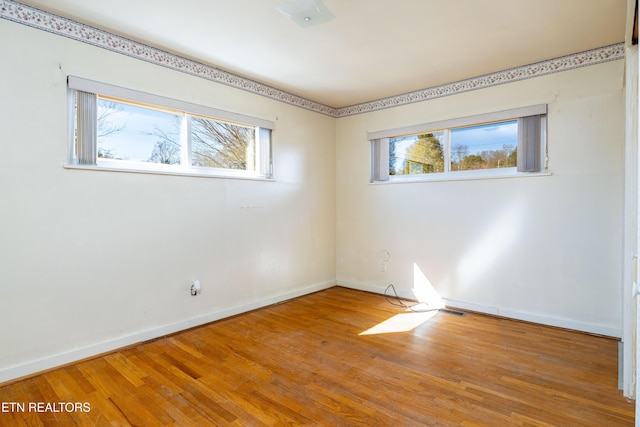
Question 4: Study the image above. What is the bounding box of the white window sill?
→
[64,163,275,182]
[370,169,552,184]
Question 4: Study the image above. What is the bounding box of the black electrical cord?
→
[384,284,440,313]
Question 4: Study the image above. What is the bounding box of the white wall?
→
[0,9,627,384]
[336,60,625,337]
[0,19,336,381]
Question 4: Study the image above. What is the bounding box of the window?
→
[370,105,547,182]
[68,76,274,179]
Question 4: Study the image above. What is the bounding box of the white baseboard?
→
[337,281,621,338]
[0,280,336,384]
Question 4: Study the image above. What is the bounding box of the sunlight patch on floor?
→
[359,311,438,335]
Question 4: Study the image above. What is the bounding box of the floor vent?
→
[439,309,466,316]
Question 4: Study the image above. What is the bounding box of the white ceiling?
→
[18,0,627,108]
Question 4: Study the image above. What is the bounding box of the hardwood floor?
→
[0,286,634,426]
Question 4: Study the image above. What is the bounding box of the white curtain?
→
[370,138,390,182]
[517,115,542,172]
[75,91,97,165]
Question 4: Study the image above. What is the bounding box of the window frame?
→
[369,105,548,183]
[66,76,275,180]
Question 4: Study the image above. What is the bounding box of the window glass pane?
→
[191,117,255,171]
[97,97,182,164]
[389,132,445,175]
[450,120,517,171]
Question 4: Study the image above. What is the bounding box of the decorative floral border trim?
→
[1,1,625,118]
[0,0,339,116]
[336,43,625,117]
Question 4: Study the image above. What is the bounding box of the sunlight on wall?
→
[413,263,445,308]
[457,203,522,287]
[359,311,438,335]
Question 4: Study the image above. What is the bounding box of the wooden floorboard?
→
[0,286,634,426]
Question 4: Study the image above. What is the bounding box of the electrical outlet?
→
[380,249,390,272]
[190,280,201,296]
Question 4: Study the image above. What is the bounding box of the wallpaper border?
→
[1,1,625,118]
